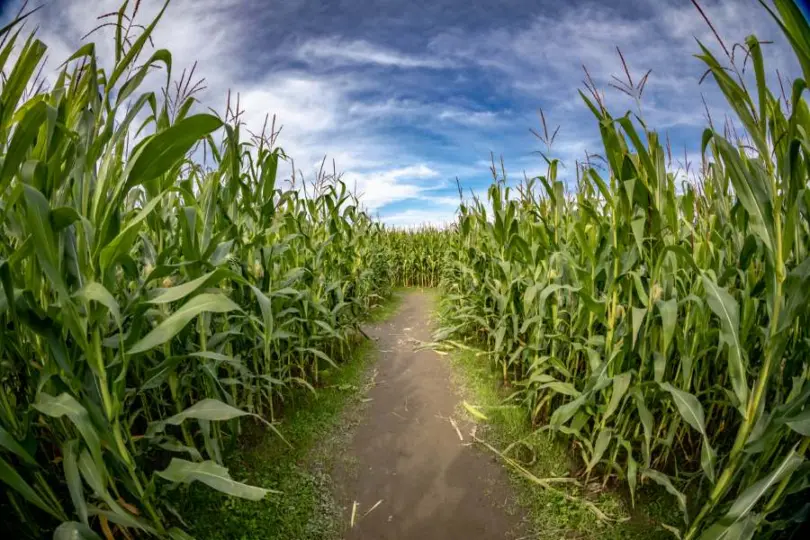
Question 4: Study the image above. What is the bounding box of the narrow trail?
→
[332,290,521,539]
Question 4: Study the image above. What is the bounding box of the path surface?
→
[333,290,521,539]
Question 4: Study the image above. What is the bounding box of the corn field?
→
[2,0,810,538]
[0,2,397,538]
[382,228,450,288]
[437,1,810,538]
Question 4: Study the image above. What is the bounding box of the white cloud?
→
[437,109,502,126]
[239,76,343,133]
[378,208,458,228]
[426,195,464,207]
[344,164,442,211]
[430,0,797,130]
[17,0,453,213]
[296,37,451,69]
[344,99,509,128]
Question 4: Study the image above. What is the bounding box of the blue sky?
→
[3,0,800,226]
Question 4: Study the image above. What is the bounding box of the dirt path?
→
[332,290,522,539]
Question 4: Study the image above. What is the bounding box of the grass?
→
[447,348,682,540]
[365,287,406,323]
[177,292,403,539]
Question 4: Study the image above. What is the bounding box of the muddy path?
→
[332,290,522,539]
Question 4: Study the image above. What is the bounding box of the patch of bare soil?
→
[331,290,522,539]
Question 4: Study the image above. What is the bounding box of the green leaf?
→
[746,35,768,132]
[167,528,197,540]
[0,100,47,192]
[249,285,273,330]
[0,35,47,130]
[22,185,67,298]
[631,307,647,349]
[164,398,250,425]
[125,114,223,191]
[99,193,165,274]
[156,458,277,500]
[53,522,102,540]
[725,448,803,520]
[785,408,810,436]
[77,450,108,501]
[657,298,677,353]
[778,256,810,333]
[625,445,638,507]
[632,272,650,307]
[116,49,172,106]
[631,211,645,253]
[698,46,768,163]
[524,282,542,308]
[576,289,606,318]
[148,269,228,304]
[653,351,667,383]
[701,274,748,410]
[588,168,613,206]
[538,284,580,318]
[0,425,37,465]
[128,293,241,354]
[156,441,203,462]
[50,207,82,232]
[33,393,102,466]
[74,282,121,326]
[209,240,234,266]
[659,382,707,436]
[296,347,338,369]
[106,0,169,91]
[712,135,774,255]
[550,394,587,426]
[587,429,612,472]
[87,505,156,534]
[62,441,88,527]
[641,468,687,520]
[0,454,63,519]
[149,397,290,448]
[701,437,717,484]
[631,388,654,467]
[604,372,632,422]
[698,514,759,540]
[538,380,581,397]
[769,0,810,84]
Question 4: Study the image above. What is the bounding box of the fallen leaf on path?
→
[449,417,463,441]
[351,501,359,528]
[463,401,489,421]
[363,499,383,518]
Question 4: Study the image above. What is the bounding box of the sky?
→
[0,0,801,226]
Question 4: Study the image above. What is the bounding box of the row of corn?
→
[436,1,810,538]
[0,3,398,538]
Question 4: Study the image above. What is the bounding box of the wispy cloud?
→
[430,0,798,125]
[378,208,459,228]
[344,164,443,211]
[296,38,452,69]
